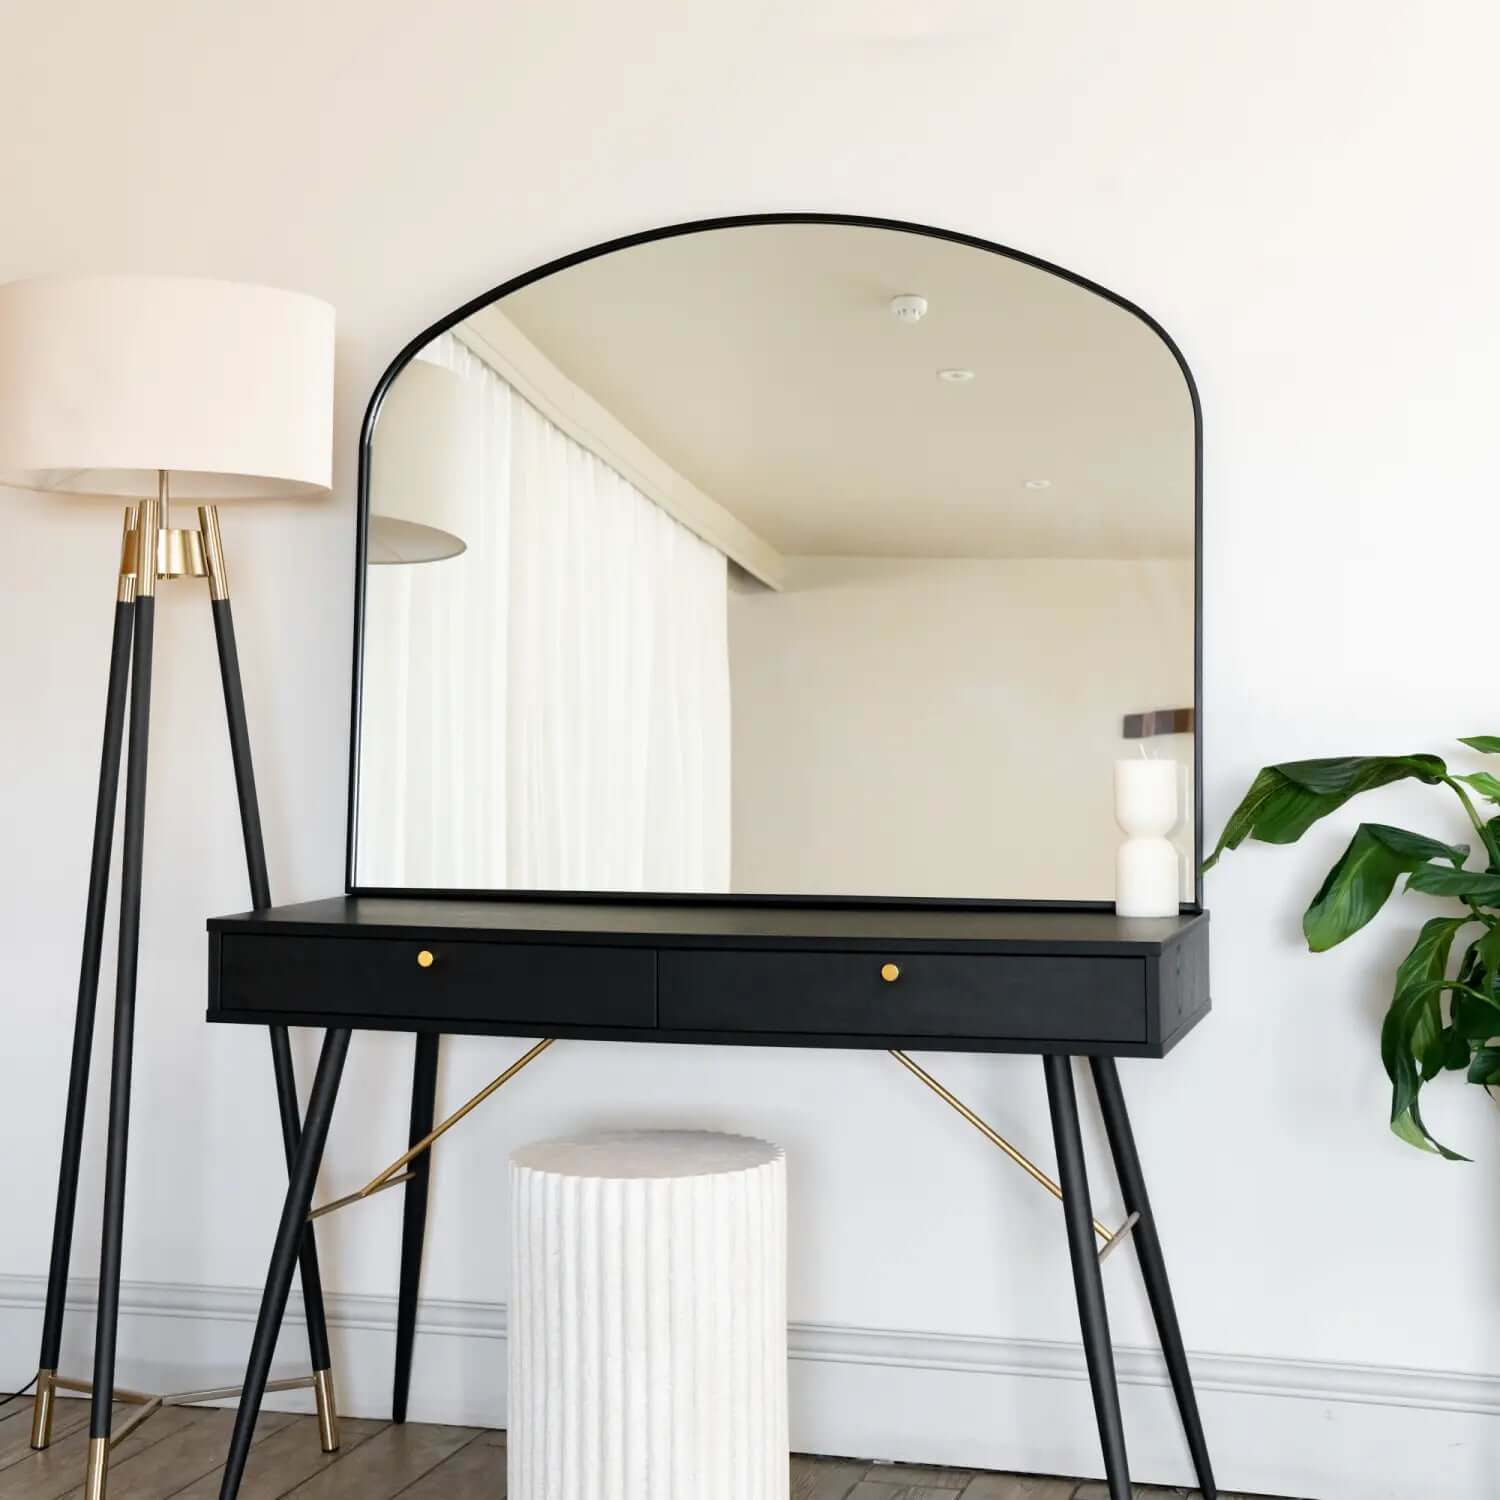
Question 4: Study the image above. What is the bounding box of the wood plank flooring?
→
[0,1403,1294,1499]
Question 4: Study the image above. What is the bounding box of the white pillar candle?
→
[1114,758,1182,918]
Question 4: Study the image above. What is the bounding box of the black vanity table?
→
[206,896,1215,1499]
[191,210,1214,1500]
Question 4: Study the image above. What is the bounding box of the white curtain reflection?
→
[357,335,730,891]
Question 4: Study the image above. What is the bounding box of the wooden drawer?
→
[659,949,1145,1043]
[218,934,656,1029]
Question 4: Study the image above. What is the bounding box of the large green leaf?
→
[1467,1047,1500,1085]
[1379,917,1476,1156]
[1459,736,1500,754]
[1302,826,1467,951]
[1203,756,1447,871]
[1393,917,1468,1073]
[1406,866,1500,904]
[1394,1099,1467,1160]
[1446,949,1500,1041]
[1382,982,1468,1157]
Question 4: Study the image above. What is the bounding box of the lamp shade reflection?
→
[368,359,473,564]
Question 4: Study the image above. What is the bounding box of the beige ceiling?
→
[492,222,1195,559]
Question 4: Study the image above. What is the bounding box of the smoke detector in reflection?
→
[1025,478,1053,489]
[889,294,928,323]
[937,368,975,383]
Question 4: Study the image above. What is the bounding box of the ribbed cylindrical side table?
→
[509,1129,788,1500]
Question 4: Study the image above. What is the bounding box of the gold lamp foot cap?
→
[29,1370,56,1450]
[84,1436,109,1500]
[313,1368,340,1452]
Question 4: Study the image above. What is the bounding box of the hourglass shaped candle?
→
[1114,757,1182,917]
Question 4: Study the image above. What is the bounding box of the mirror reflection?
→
[355,221,1196,901]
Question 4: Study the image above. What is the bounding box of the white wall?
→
[3,5,1499,1497]
[728,556,1194,900]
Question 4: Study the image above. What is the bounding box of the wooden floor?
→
[0,1401,1291,1499]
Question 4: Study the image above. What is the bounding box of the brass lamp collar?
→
[113,483,230,600]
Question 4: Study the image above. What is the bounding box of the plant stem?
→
[1442,777,1500,866]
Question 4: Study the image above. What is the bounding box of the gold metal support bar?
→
[889,1049,1117,1244]
[308,1038,555,1221]
[108,1396,163,1447]
[52,1374,155,1403]
[30,1369,55,1449]
[1097,1211,1141,1263]
[163,1373,316,1407]
[307,1170,417,1222]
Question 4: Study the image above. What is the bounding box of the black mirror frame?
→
[345,212,1205,913]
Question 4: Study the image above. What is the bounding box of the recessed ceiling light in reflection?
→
[937,368,975,383]
[1024,478,1052,489]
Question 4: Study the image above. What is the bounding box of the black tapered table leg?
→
[220,1028,351,1500]
[1091,1057,1217,1498]
[1044,1053,1131,1500]
[31,599,134,1451]
[394,1032,440,1423]
[87,592,157,1489]
[210,587,339,1449]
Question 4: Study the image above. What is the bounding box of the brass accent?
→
[309,1037,555,1220]
[85,1437,108,1500]
[52,1375,154,1403]
[416,949,435,968]
[115,512,139,604]
[889,1049,1115,1244]
[29,1369,55,1450]
[307,1169,417,1221]
[880,962,901,983]
[156,527,207,580]
[108,1397,163,1447]
[134,499,160,599]
[163,1373,316,1407]
[200,505,230,601]
[1097,1210,1141,1263]
[313,1367,340,1452]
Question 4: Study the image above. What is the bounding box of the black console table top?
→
[207,897,1210,1059]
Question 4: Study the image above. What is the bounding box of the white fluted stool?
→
[509,1129,788,1500]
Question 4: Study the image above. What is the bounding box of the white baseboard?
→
[3,1273,1497,1499]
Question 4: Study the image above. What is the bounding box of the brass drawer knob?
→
[416,949,435,969]
[881,962,901,983]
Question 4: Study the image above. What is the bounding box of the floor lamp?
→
[0,274,338,1500]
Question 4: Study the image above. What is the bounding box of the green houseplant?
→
[1205,738,1500,1157]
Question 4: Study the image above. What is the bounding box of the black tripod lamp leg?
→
[87,503,160,1500]
[1043,1053,1132,1500]
[33,519,138,1452]
[204,512,339,1449]
[394,1032,441,1422]
[220,1029,352,1500]
[1090,1056,1217,1498]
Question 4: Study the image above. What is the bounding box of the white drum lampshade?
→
[368,359,473,564]
[0,274,335,499]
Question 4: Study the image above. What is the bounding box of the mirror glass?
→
[353,220,1197,902]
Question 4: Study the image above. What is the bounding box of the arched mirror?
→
[349,215,1200,906]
